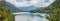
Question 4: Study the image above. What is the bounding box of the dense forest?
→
[0,0,14,21]
[46,0,60,21]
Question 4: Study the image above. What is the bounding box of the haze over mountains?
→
[6,0,55,12]
[6,2,21,13]
[6,2,39,12]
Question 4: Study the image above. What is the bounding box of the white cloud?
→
[6,0,55,7]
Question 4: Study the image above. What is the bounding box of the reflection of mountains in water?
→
[13,12,46,18]
[6,2,38,12]
[13,13,49,21]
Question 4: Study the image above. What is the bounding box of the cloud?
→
[6,0,55,7]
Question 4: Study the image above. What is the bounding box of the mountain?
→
[6,2,39,12]
[6,2,21,13]
[19,5,38,12]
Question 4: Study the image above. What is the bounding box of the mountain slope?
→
[6,2,21,13]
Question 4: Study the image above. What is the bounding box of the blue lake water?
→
[13,13,49,21]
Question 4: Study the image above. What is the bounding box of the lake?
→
[13,12,49,21]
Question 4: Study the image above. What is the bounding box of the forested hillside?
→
[30,7,50,13]
[0,0,14,21]
[30,0,60,21]
[46,0,60,21]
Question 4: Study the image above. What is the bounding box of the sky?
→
[6,0,55,7]
[6,0,55,11]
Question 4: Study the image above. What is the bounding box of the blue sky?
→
[6,0,55,11]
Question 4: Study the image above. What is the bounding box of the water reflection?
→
[13,13,49,21]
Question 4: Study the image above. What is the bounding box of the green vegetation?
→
[46,0,60,21]
[0,0,14,21]
[30,7,50,13]
[30,0,60,21]
[0,0,60,21]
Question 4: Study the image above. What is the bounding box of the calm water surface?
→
[13,13,49,21]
